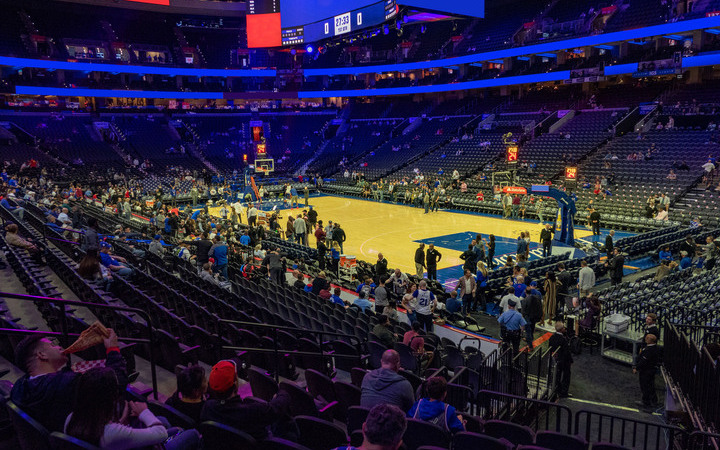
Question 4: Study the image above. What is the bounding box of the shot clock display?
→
[565,166,578,180]
[506,145,519,164]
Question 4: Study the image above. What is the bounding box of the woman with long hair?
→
[542,270,560,325]
[487,234,496,269]
[474,261,489,312]
[65,367,168,448]
[77,249,107,281]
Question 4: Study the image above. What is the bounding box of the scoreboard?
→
[248,0,397,48]
[281,1,397,46]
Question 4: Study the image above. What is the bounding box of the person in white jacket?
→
[65,367,199,449]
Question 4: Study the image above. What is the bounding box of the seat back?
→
[248,366,279,402]
[452,432,512,450]
[279,381,318,417]
[483,420,535,446]
[535,430,588,450]
[393,342,418,372]
[305,368,337,403]
[6,401,50,450]
[333,381,361,421]
[259,437,312,450]
[350,367,367,387]
[346,406,371,434]
[368,341,386,369]
[199,421,258,450]
[48,432,100,450]
[147,400,196,429]
[295,415,348,450]
[402,418,450,450]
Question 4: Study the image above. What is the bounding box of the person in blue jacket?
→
[209,236,229,279]
[407,376,465,434]
[658,246,672,262]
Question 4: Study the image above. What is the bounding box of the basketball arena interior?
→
[0,0,719,449]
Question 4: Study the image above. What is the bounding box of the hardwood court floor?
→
[269,195,596,276]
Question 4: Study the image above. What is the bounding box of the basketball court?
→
[214,194,630,288]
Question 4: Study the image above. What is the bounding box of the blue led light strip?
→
[0,56,276,77]
[14,86,224,99]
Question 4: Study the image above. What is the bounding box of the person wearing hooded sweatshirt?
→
[407,376,465,434]
[360,349,415,412]
[10,332,127,432]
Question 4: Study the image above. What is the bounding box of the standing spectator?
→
[497,299,525,353]
[314,221,326,248]
[293,214,307,245]
[247,203,258,227]
[376,253,389,283]
[502,193,513,218]
[389,268,409,300]
[455,269,476,316]
[605,230,615,257]
[474,261,489,312]
[643,313,660,342]
[360,350,415,411]
[374,278,389,311]
[333,223,346,254]
[540,224,554,257]
[549,321,573,398]
[702,235,718,270]
[401,283,418,324]
[542,271,560,325]
[262,249,285,284]
[487,234,496,269]
[589,208,601,235]
[459,244,476,273]
[606,248,625,285]
[577,260,596,297]
[633,334,660,411]
[209,236,229,279]
[407,377,465,434]
[414,243,426,279]
[426,244,442,281]
[556,263,573,309]
[511,195,521,218]
[521,285,543,350]
[413,280,437,332]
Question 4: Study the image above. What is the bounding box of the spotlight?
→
[305,44,314,54]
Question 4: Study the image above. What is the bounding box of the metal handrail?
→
[0,291,159,399]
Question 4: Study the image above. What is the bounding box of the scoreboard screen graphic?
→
[506,145,519,164]
[248,0,397,48]
[565,166,578,180]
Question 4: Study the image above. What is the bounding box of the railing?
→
[673,323,720,346]
[218,319,364,382]
[477,389,573,434]
[663,323,720,431]
[574,409,685,450]
[0,291,159,399]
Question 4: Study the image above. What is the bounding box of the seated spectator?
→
[0,191,25,220]
[445,290,462,314]
[99,242,133,277]
[200,262,220,285]
[200,360,291,440]
[407,377,465,434]
[372,314,397,348]
[353,291,373,312]
[292,270,306,290]
[330,287,346,307]
[361,350,415,411]
[5,223,44,264]
[654,259,678,282]
[65,367,199,449]
[333,403,407,450]
[149,235,165,256]
[11,331,127,432]
[658,246,672,262]
[579,295,601,329]
[655,206,668,221]
[680,251,693,270]
[77,249,113,285]
[311,271,329,296]
[666,169,677,180]
[402,321,433,368]
[166,365,207,424]
[383,301,399,322]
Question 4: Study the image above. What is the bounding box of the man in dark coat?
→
[605,230,615,257]
[633,334,661,410]
[540,224,554,257]
[426,244,442,281]
[414,243,426,279]
[375,253,389,284]
[548,321,573,398]
[606,248,625,285]
[521,285,543,350]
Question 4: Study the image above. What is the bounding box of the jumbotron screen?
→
[247,0,397,48]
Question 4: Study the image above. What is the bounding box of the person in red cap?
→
[200,360,291,440]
